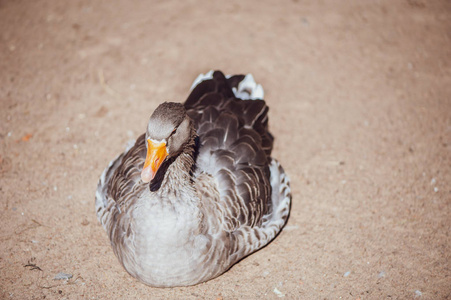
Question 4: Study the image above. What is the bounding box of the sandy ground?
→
[1,0,450,299]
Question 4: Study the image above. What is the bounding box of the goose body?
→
[95,70,291,287]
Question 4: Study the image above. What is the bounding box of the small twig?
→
[38,284,62,290]
[24,262,42,272]
[15,219,46,235]
[98,69,121,98]
[31,219,48,227]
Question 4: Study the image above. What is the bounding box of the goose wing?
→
[96,134,146,226]
[185,71,275,231]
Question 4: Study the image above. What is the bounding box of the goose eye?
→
[170,128,177,136]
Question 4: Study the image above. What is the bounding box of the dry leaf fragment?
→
[21,133,33,141]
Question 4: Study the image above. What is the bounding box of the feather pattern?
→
[95,70,291,287]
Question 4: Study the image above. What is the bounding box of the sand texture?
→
[1,0,450,299]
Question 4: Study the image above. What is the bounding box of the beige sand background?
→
[1,0,450,299]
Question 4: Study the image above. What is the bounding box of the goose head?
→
[141,102,194,183]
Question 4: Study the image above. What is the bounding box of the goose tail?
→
[190,70,264,100]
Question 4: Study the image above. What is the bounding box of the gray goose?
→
[95,70,291,287]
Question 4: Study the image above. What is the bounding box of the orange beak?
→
[141,139,168,183]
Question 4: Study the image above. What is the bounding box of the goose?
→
[95,70,291,287]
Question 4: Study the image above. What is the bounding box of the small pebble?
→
[53,186,58,191]
[430,178,436,185]
[434,187,439,193]
[54,272,73,280]
[343,271,351,277]
[414,290,422,297]
[31,240,39,243]
[273,287,285,298]
[378,271,386,278]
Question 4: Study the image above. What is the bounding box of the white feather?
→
[190,70,214,90]
[233,74,264,100]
